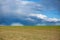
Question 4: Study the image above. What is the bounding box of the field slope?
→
[0,26,60,40]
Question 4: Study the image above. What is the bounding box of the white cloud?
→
[36,23,46,26]
[15,1,42,14]
[29,13,60,22]
[29,13,47,19]
[1,0,43,14]
[11,23,24,26]
[15,0,30,5]
[20,1,31,5]
[46,18,60,22]
[25,18,35,21]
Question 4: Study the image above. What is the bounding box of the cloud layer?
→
[0,0,60,26]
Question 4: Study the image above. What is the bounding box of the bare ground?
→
[0,27,60,40]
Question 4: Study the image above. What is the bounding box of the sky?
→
[0,0,60,26]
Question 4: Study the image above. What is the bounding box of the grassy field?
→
[0,26,60,40]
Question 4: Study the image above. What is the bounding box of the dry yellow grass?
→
[0,26,60,40]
